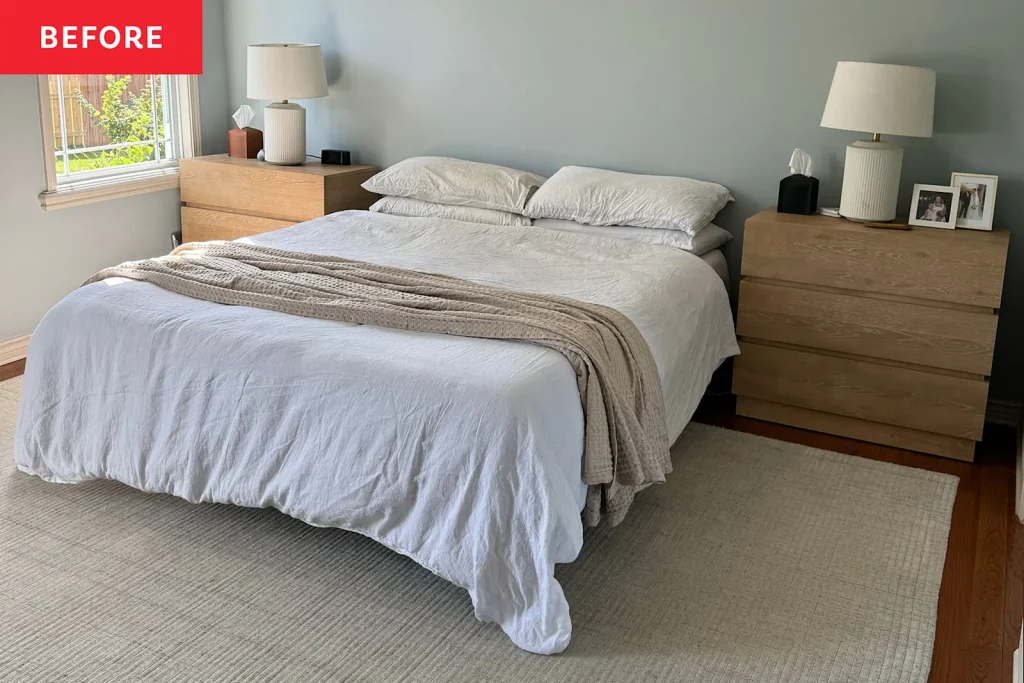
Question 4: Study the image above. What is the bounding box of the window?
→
[37,74,200,210]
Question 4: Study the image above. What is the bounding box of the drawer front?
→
[180,159,325,221]
[736,279,998,376]
[325,167,379,213]
[736,397,976,461]
[741,213,1009,308]
[181,207,294,243]
[732,341,988,440]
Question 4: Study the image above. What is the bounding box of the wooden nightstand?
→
[732,208,1010,461]
[179,155,379,242]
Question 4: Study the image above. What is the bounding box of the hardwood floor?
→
[694,394,1024,683]
[0,358,25,383]
[2,358,1020,681]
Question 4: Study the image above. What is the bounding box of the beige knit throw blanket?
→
[87,241,671,527]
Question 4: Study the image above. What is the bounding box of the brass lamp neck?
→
[872,133,882,142]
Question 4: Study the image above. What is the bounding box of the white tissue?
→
[789,148,813,177]
[232,105,256,130]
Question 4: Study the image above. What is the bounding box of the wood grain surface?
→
[736,396,977,461]
[324,167,379,213]
[733,341,989,440]
[733,208,1009,460]
[181,207,295,243]
[0,335,30,367]
[737,278,999,376]
[0,359,25,383]
[966,466,1011,681]
[180,155,378,222]
[742,208,1010,308]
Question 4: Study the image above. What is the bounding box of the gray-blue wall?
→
[222,0,1023,401]
[0,0,230,343]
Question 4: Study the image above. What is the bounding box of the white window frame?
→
[37,74,202,211]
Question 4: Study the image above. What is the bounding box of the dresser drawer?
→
[180,157,378,222]
[736,279,998,376]
[741,211,1009,308]
[181,207,294,242]
[732,341,988,440]
[735,397,976,461]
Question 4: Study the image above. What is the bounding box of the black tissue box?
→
[778,174,819,215]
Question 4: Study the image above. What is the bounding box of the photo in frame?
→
[908,184,959,229]
[951,172,998,230]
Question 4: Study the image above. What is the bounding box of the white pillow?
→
[369,196,532,227]
[524,166,733,236]
[362,157,546,213]
[531,218,733,255]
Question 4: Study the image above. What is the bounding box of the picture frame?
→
[908,184,959,230]
[950,172,998,230]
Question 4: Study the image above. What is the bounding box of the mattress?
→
[15,211,739,654]
[700,248,730,290]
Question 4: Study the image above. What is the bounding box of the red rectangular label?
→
[0,0,203,74]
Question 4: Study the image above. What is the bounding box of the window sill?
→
[38,168,180,211]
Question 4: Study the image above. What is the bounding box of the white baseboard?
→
[0,335,30,366]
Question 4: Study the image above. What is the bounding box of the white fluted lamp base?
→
[839,140,904,222]
[263,101,307,165]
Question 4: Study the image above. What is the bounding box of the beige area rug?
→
[0,375,957,682]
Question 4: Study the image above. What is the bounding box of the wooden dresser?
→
[179,155,378,242]
[732,208,1009,461]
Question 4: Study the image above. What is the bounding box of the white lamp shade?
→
[821,61,935,138]
[247,43,329,101]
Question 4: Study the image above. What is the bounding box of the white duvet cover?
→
[14,211,738,654]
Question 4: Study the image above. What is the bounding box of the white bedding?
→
[14,211,738,654]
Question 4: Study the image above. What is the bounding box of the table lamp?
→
[247,43,329,165]
[820,61,936,222]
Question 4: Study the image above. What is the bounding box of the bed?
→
[14,210,739,654]
[698,248,729,290]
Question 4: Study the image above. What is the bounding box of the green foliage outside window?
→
[66,75,163,172]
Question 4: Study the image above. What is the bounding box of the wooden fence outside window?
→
[46,74,151,150]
